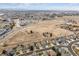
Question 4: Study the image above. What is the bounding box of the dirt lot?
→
[0,16,78,48]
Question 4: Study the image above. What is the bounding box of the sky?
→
[0,3,79,10]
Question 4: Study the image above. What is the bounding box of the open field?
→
[0,10,79,56]
[0,16,75,46]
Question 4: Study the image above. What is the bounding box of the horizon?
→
[0,3,79,11]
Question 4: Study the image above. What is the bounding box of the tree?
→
[9,22,15,29]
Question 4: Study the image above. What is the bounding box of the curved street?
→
[67,40,79,56]
[0,27,79,56]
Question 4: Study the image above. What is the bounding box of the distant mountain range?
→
[0,9,79,16]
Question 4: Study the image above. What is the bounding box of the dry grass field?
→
[0,16,78,49]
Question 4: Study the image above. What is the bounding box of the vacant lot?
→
[0,16,78,48]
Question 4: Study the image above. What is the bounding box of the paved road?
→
[67,40,79,56]
[23,45,67,55]
[0,27,79,56]
[0,27,28,43]
[26,40,79,56]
